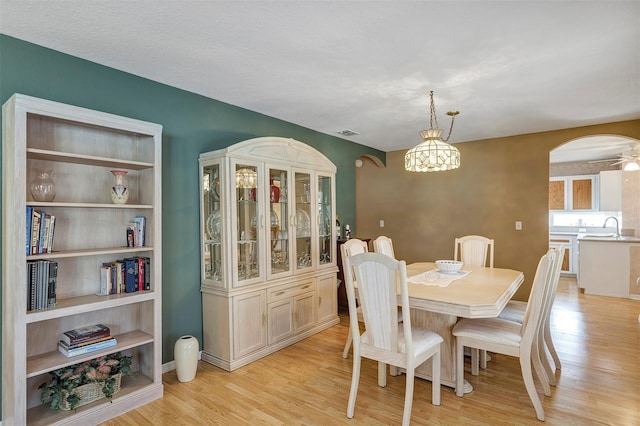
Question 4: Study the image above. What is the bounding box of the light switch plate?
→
[515,221,522,231]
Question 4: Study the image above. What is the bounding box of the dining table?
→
[397,262,524,393]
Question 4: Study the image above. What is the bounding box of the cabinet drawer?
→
[268,279,315,302]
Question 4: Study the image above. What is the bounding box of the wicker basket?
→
[59,373,122,411]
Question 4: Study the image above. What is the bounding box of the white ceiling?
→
[1,1,639,162]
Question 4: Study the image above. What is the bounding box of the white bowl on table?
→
[436,260,463,274]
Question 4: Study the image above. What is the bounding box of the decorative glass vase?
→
[110,170,129,204]
[30,169,56,202]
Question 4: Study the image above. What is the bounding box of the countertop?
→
[578,234,640,243]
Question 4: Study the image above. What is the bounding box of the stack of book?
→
[27,259,57,311]
[98,257,150,296]
[58,324,117,357]
[126,215,146,248]
[26,206,56,255]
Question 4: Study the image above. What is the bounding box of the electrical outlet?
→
[515,221,522,231]
[379,220,385,228]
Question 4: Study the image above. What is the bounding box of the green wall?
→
[0,34,384,412]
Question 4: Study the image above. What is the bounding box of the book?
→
[60,324,110,345]
[98,264,111,296]
[134,215,145,247]
[137,257,144,291]
[127,222,138,247]
[27,261,36,311]
[123,258,138,293]
[58,337,117,357]
[47,261,58,309]
[40,213,50,254]
[143,257,151,290]
[26,206,33,255]
[126,227,135,247]
[30,209,41,255]
[59,334,114,350]
[36,260,49,310]
[47,214,56,253]
[110,261,121,294]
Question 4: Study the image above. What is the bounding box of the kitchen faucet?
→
[603,216,620,238]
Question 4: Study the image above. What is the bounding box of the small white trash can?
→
[174,335,199,382]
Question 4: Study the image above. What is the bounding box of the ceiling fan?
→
[589,143,640,171]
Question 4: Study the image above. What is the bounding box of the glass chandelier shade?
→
[405,129,461,172]
[235,167,257,188]
[623,160,640,171]
[405,91,460,172]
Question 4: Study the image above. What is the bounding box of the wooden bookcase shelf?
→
[2,94,164,425]
[27,330,154,377]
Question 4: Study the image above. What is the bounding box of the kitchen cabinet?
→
[550,175,598,211]
[578,237,640,298]
[599,170,622,211]
[199,137,339,371]
[549,234,576,274]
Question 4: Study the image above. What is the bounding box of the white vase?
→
[174,335,199,382]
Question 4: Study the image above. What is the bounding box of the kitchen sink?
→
[583,233,615,237]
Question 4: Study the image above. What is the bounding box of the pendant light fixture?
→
[405,91,460,172]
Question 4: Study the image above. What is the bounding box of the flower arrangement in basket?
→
[39,352,135,411]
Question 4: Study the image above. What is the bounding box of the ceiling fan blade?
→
[588,158,619,164]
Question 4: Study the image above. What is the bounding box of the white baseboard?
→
[161,351,202,374]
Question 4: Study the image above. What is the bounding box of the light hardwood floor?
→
[102,278,639,425]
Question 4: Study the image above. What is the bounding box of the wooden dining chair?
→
[454,235,494,268]
[344,252,443,426]
[452,249,556,421]
[341,239,369,359]
[454,234,495,369]
[498,245,566,387]
[373,235,395,259]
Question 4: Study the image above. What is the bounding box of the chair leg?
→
[456,341,465,397]
[347,354,361,419]
[402,368,415,426]
[532,333,551,397]
[431,350,441,406]
[479,349,488,369]
[471,348,479,376]
[342,328,353,359]
[520,349,545,421]
[545,319,561,373]
[538,328,555,390]
[378,362,387,387]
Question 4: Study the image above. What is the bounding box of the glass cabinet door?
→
[235,163,260,283]
[202,162,222,284]
[294,171,312,271]
[268,167,291,277]
[317,174,333,266]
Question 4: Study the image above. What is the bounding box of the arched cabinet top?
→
[201,137,336,173]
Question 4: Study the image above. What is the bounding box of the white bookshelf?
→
[2,94,163,425]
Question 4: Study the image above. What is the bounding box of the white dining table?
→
[399,262,524,392]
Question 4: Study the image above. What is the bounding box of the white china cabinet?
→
[2,94,163,425]
[199,137,338,371]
